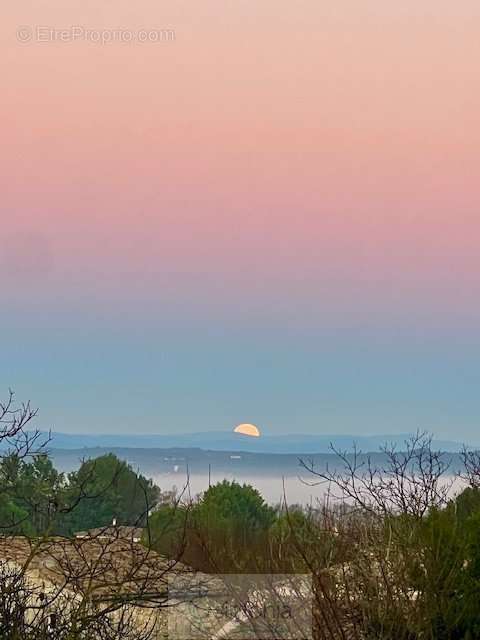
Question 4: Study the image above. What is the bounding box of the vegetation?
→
[0,451,159,537]
[60,453,160,535]
[146,480,277,572]
[145,436,480,639]
[3,391,480,638]
[0,392,171,639]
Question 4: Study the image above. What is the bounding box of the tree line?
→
[3,391,480,638]
[0,451,160,537]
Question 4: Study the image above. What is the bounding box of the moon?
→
[234,423,261,438]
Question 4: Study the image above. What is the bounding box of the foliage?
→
[298,433,480,640]
[0,453,63,535]
[0,451,161,537]
[4,397,480,639]
[60,453,161,535]
[0,392,165,639]
[147,480,276,572]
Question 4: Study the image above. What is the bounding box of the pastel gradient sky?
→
[1,1,480,441]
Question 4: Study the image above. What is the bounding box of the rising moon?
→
[234,423,261,438]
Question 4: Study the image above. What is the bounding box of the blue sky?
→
[2,317,479,444]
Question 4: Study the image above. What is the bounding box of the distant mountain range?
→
[3,431,468,503]
[30,430,468,455]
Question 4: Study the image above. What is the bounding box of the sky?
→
[1,1,480,442]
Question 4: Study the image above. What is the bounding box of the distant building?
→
[74,522,143,543]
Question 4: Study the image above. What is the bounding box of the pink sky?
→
[2,1,480,439]
[2,0,480,330]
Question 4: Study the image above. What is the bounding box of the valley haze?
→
[29,431,468,505]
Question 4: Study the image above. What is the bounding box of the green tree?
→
[147,481,276,572]
[398,486,480,639]
[145,504,190,559]
[269,506,331,572]
[194,480,275,570]
[0,453,63,535]
[61,453,160,535]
